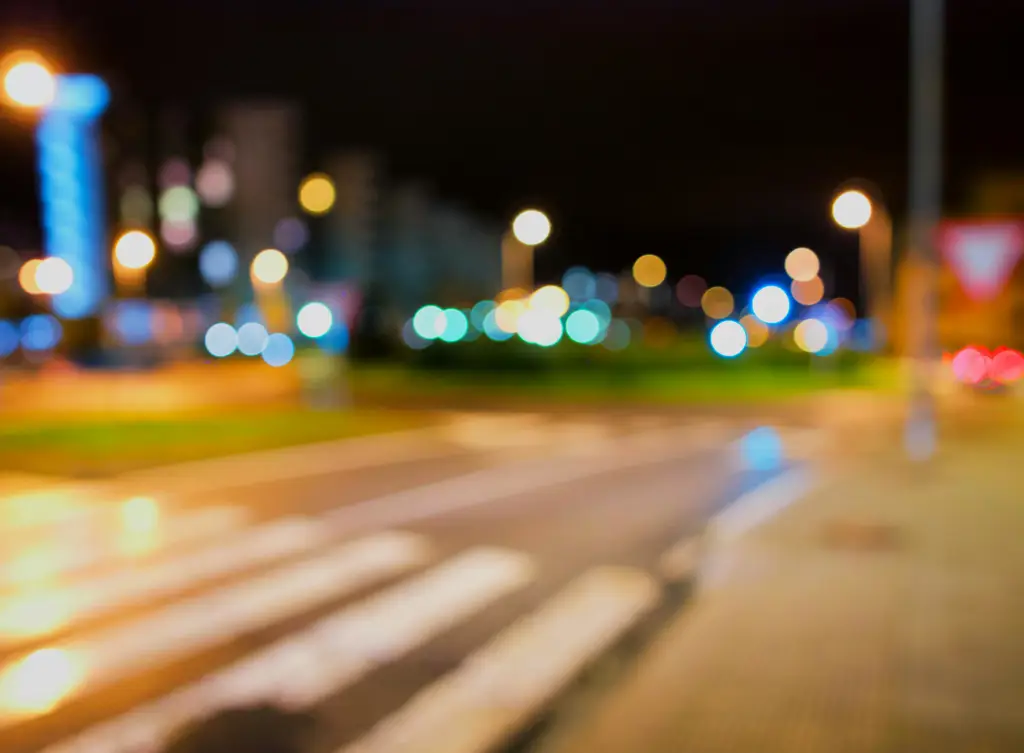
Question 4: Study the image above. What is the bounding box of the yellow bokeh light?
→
[791,276,825,306]
[511,209,551,246]
[495,300,526,333]
[794,318,829,354]
[784,247,820,282]
[700,286,734,320]
[740,314,770,348]
[1,52,56,109]
[298,174,336,215]
[529,285,570,317]
[832,189,873,230]
[34,258,73,295]
[18,259,43,295]
[113,230,157,271]
[0,592,71,639]
[0,648,82,717]
[632,254,667,288]
[496,287,528,304]
[251,248,289,285]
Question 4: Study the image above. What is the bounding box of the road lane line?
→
[707,468,815,544]
[341,566,660,753]
[0,516,330,647]
[0,506,249,590]
[40,547,535,753]
[0,531,431,726]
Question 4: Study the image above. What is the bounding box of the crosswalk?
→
[0,418,824,753]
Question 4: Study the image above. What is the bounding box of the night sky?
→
[3,0,1024,302]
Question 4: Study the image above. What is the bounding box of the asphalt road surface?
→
[0,412,818,753]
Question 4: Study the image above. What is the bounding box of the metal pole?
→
[905,0,944,460]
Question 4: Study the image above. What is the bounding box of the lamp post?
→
[831,186,894,350]
[503,209,551,292]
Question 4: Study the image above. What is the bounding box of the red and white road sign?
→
[938,220,1024,301]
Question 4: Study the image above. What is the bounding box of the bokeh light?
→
[199,241,238,288]
[33,258,74,295]
[739,427,785,472]
[111,301,154,346]
[0,321,18,357]
[402,320,431,350]
[0,647,82,716]
[512,209,551,246]
[784,247,820,282]
[160,218,198,251]
[250,249,289,285]
[158,186,199,222]
[529,285,571,317]
[20,315,61,351]
[794,318,829,354]
[1,53,56,109]
[676,275,707,307]
[603,319,631,351]
[594,273,619,304]
[439,308,469,343]
[483,310,514,341]
[18,260,43,295]
[709,319,747,358]
[298,174,336,215]
[413,305,446,340]
[739,314,770,348]
[829,298,857,326]
[566,309,602,344]
[791,276,825,306]
[119,186,154,225]
[581,299,612,327]
[562,267,596,300]
[701,286,734,320]
[951,346,990,385]
[157,158,191,190]
[990,349,1024,384]
[751,285,791,325]
[262,333,295,367]
[632,254,667,288]
[113,230,157,270]
[237,322,269,356]
[195,160,234,208]
[470,301,496,331]
[296,302,333,339]
[273,217,309,254]
[518,310,562,346]
[495,300,527,334]
[204,323,237,358]
[832,189,872,230]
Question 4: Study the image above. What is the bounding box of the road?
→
[0,412,820,753]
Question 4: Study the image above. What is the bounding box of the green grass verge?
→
[0,408,436,478]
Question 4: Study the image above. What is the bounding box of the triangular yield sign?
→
[939,222,1024,301]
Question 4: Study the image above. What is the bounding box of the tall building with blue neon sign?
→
[36,74,110,319]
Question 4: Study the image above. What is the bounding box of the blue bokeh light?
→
[0,321,18,357]
[439,308,469,343]
[262,333,295,367]
[565,309,602,344]
[739,427,785,471]
[199,241,239,288]
[20,315,62,351]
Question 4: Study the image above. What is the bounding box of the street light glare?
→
[512,209,551,246]
[113,231,157,270]
[251,248,289,285]
[34,258,74,295]
[1,53,56,109]
[832,190,873,230]
[298,174,336,215]
[751,285,791,325]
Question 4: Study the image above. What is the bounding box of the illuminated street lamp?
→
[504,209,551,292]
[113,230,157,271]
[1,51,56,109]
[831,184,893,348]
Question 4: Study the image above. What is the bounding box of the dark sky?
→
[3,0,1024,299]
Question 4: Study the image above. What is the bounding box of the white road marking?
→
[0,506,249,590]
[322,422,734,535]
[341,566,659,753]
[707,468,815,544]
[0,531,431,725]
[0,516,330,646]
[41,547,535,753]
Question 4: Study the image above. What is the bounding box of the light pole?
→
[831,186,894,350]
[504,209,551,292]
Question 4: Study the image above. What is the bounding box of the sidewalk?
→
[543,428,1024,753]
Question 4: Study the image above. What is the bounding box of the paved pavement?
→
[0,412,823,753]
[539,427,1024,753]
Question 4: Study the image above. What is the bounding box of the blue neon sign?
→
[36,74,110,319]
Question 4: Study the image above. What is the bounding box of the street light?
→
[1,51,55,109]
[831,184,893,349]
[251,248,289,286]
[503,209,551,292]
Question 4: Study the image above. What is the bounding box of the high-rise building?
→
[217,103,302,274]
[324,152,378,284]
